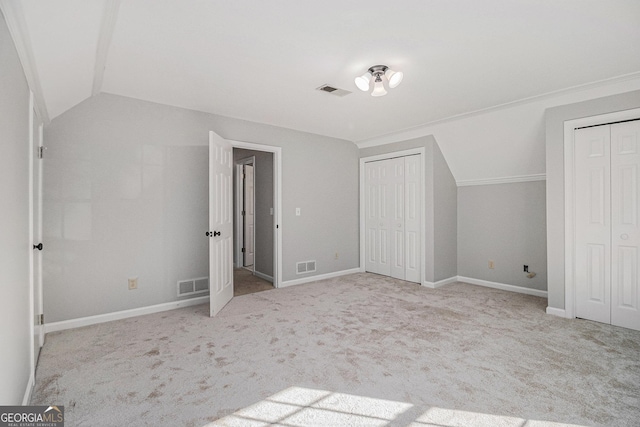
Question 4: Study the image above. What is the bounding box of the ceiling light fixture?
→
[355,65,403,97]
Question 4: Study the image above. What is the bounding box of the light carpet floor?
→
[31,273,640,426]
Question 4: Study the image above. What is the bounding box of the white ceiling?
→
[11,0,640,143]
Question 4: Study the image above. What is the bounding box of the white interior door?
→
[209,131,234,317]
[574,125,612,324]
[574,121,640,331]
[610,120,640,331]
[364,155,421,283]
[31,103,44,371]
[243,164,255,267]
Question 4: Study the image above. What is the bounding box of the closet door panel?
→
[611,120,640,331]
[574,125,611,324]
[377,175,391,276]
[390,157,405,280]
[404,155,421,283]
[365,160,392,276]
[364,155,421,285]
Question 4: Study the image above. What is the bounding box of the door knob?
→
[621,234,629,240]
[206,231,221,237]
[214,231,221,237]
[33,243,43,251]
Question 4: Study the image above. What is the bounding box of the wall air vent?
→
[296,260,317,275]
[316,84,352,97]
[177,277,210,297]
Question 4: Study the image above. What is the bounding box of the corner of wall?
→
[432,139,458,281]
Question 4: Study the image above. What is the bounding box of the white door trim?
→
[359,148,426,284]
[227,139,282,288]
[234,156,255,270]
[27,91,35,403]
[563,107,640,319]
[35,122,43,349]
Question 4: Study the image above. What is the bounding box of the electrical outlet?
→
[295,208,301,216]
[488,260,494,269]
[524,265,529,273]
[128,277,138,290]
[335,252,339,260]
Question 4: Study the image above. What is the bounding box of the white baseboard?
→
[546,307,567,317]
[280,268,361,288]
[457,276,548,298]
[254,270,273,283]
[22,371,34,405]
[44,296,209,333]
[423,276,458,289]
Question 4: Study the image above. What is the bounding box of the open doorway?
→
[233,148,275,296]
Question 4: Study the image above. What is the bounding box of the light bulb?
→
[371,80,387,97]
[354,72,372,91]
[386,69,403,88]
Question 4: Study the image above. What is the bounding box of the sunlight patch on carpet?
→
[206,386,588,427]
[206,386,412,426]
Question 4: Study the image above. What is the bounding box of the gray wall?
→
[433,143,458,281]
[0,10,31,404]
[233,148,274,278]
[44,93,359,323]
[359,136,458,283]
[545,89,640,309]
[458,181,547,290]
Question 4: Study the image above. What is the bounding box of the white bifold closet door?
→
[574,120,640,331]
[365,155,421,283]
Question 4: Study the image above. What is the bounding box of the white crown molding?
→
[356,71,640,149]
[456,173,546,187]
[92,0,121,96]
[0,0,50,124]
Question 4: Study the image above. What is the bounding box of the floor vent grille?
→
[177,277,209,297]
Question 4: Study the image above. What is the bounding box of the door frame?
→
[359,148,426,284]
[234,156,255,271]
[27,91,44,402]
[228,140,282,288]
[563,107,640,319]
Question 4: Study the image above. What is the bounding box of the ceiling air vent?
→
[316,84,352,97]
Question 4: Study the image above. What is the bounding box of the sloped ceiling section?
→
[8,0,640,180]
[20,0,104,119]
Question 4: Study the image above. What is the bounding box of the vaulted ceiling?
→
[5,0,640,145]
